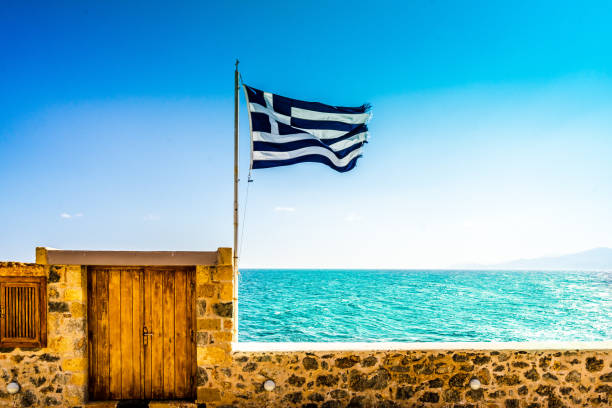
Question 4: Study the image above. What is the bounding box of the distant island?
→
[458,247,612,271]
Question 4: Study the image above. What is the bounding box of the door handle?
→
[143,326,154,346]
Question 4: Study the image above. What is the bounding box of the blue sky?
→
[1,1,611,267]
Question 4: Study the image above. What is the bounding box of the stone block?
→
[49,287,60,299]
[219,283,233,301]
[66,266,83,285]
[50,336,73,352]
[49,301,69,313]
[212,302,233,317]
[196,265,210,284]
[212,265,233,282]
[63,357,87,372]
[65,385,86,406]
[197,318,221,331]
[197,346,228,365]
[197,386,221,402]
[70,302,86,318]
[196,299,207,317]
[212,331,233,343]
[70,372,87,386]
[36,247,48,264]
[216,247,233,266]
[223,319,233,331]
[64,288,84,302]
[73,337,87,356]
[48,266,62,282]
[197,284,216,298]
[197,332,209,346]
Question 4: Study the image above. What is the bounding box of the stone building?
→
[0,247,610,407]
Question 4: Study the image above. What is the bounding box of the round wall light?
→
[263,379,276,391]
[7,381,20,394]
[469,378,481,390]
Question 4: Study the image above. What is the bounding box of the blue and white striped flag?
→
[244,85,371,173]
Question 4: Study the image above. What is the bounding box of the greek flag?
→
[244,85,371,173]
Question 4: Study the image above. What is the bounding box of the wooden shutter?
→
[0,276,47,348]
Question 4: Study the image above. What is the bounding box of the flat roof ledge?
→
[36,248,218,266]
[232,341,612,352]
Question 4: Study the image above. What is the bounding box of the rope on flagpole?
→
[239,171,252,261]
[237,70,253,266]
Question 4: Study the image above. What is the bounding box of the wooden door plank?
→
[188,268,196,398]
[97,268,111,400]
[87,267,97,399]
[162,271,175,398]
[151,269,164,398]
[120,269,134,398]
[131,269,143,398]
[143,268,152,399]
[174,268,187,398]
[108,268,122,399]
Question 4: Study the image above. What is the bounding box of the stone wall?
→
[0,262,87,407]
[213,348,611,408]
[195,247,236,404]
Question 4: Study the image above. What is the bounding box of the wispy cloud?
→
[344,212,362,223]
[274,206,296,212]
[143,214,160,221]
[60,212,83,219]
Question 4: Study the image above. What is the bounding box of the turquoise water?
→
[238,269,612,342]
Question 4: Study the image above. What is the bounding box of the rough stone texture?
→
[220,349,612,408]
[0,262,87,407]
[195,249,235,405]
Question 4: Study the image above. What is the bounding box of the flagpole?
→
[233,60,239,342]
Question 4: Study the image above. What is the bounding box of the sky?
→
[1,1,611,268]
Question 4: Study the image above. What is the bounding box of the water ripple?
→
[238,269,612,342]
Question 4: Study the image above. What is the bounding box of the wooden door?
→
[88,266,195,401]
[143,267,196,399]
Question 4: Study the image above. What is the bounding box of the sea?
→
[237,269,612,342]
